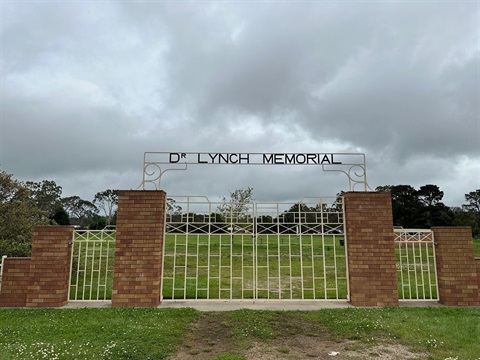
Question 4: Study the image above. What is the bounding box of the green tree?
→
[218,187,254,244]
[62,196,97,228]
[93,189,118,226]
[463,190,480,212]
[461,190,480,237]
[217,187,254,223]
[25,180,63,219]
[417,184,452,227]
[376,185,422,228]
[0,171,48,257]
[88,215,107,230]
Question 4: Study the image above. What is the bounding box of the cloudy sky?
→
[1,1,478,206]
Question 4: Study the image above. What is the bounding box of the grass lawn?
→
[0,307,479,360]
[162,233,347,300]
[474,237,480,258]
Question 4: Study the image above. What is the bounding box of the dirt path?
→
[168,313,426,360]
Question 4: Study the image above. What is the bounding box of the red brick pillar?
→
[343,192,398,306]
[433,227,479,306]
[26,226,74,307]
[0,258,31,307]
[112,190,166,307]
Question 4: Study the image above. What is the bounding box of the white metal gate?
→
[69,230,116,301]
[394,229,439,301]
[162,196,348,301]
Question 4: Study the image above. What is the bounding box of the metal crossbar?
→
[69,230,116,301]
[394,229,438,301]
[162,196,348,301]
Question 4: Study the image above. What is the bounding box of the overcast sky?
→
[1,1,479,207]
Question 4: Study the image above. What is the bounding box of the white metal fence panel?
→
[69,230,115,301]
[162,196,348,301]
[394,229,438,300]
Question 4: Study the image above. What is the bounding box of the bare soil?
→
[168,313,426,360]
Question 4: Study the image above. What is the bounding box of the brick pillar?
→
[0,258,31,307]
[433,227,479,306]
[343,192,398,306]
[26,226,74,307]
[112,190,166,307]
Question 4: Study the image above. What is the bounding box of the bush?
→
[0,239,31,257]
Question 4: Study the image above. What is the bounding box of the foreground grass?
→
[0,308,200,360]
[0,307,479,359]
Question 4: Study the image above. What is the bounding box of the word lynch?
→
[168,152,342,165]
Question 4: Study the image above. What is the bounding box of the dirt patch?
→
[245,341,426,359]
[169,313,426,360]
[169,313,238,360]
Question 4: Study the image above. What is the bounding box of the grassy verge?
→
[1,307,479,360]
[218,308,480,360]
[473,237,480,257]
[0,308,200,360]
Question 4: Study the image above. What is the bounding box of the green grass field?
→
[395,243,438,300]
[69,231,115,301]
[0,307,479,360]
[162,233,347,300]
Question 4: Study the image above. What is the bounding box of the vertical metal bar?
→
[67,232,75,300]
[287,211,293,300]
[419,239,426,300]
[82,235,89,300]
[74,239,82,300]
[431,232,439,300]
[277,211,282,299]
[160,208,167,301]
[298,205,305,300]
[405,240,412,299]
[96,235,103,300]
[398,238,405,300]
[412,240,419,299]
[253,213,257,301]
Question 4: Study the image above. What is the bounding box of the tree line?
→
[375,184,480,236]
[0,171,118,257]
[1,171,479,257]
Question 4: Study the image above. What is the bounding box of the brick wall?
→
[0,258,31,307]
[112,190,166,307]
[343,192,398,306]
[26,226,74,307]
[433,227,480,306]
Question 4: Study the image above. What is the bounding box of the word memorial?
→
[140,151,369,191]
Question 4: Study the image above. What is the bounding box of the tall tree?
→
[217,187,254,223]
[25,180,63,218]
[376,185,422,228]
[461,190,480,237]
[93,189,118,226]
[417,184,452,227]
[62,196,98,227]
[218,187,254,244]
[463,190,480,213]
[0,171,48,256]
[418,185,444,207]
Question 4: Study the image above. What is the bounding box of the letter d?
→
[169,153,180,163]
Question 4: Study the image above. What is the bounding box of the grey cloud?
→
[1,1,478,206]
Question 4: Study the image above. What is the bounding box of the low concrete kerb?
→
[60,300,446,311]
